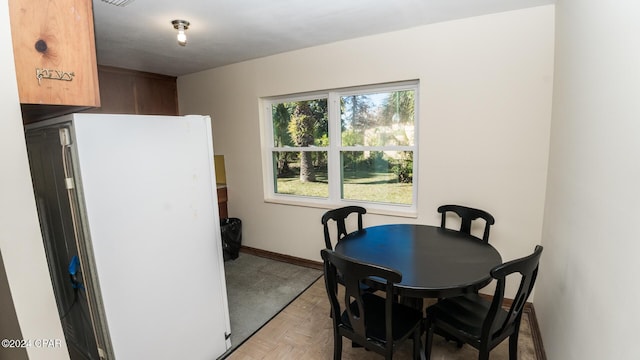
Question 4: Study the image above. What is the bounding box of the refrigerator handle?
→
[59,127,72,146]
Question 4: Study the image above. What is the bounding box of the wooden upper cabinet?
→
[134,73,179,115]
[8,0,100,107]
[88,66,179,116]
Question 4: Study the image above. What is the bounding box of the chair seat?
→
[342,293,423,343]
[426,294,508,342]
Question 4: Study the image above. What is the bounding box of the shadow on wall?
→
[0,251,29,360]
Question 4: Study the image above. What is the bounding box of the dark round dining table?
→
[334,224,502,298]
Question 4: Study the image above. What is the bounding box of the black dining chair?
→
[321,206,376,303]
[437,204,495,243]
[321,206,366,250]
[321,249,423,360]
[424,245,543,360]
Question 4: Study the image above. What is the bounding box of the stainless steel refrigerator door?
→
[69,114,231,359]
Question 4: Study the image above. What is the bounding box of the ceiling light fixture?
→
[171,20,190,46]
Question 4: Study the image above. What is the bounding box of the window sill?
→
[263,197,418,219]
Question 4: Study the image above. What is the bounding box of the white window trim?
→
[260,81,419,217]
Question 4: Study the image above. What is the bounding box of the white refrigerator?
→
[25,113,231,360]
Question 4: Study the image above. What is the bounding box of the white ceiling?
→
[93,0,554,77]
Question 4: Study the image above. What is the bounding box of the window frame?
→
[260,81,419,216]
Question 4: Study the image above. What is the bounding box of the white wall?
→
[536,1,640,359]
[0,2,70,359]
[179,6,555,298]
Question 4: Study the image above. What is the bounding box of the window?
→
[262,81,418,214]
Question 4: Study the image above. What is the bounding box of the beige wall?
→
[537,1,640,358]
[179,6,555,298]
[0,3,70,359]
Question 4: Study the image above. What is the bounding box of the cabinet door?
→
[92,68,137,114]
[135,75,179,115]
[87,66,179,115]
[9,0,100,106]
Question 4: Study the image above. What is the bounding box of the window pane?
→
[340,90,415,146]
[271,99,328,147]
[273,151,328,198]
[341,151,413,205]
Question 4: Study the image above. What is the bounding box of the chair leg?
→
[508,319,522,360]
[412,327,422,360]
[425,319,434,360]
[333,331,342,360]
[509,331,520,360]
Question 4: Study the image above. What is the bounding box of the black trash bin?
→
[220,218,242,261]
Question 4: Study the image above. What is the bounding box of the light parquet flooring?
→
[226,277,541,360]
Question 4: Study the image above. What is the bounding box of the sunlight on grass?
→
[276,171,412,204]
[276,178,329,198]
[343,182,412,204]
